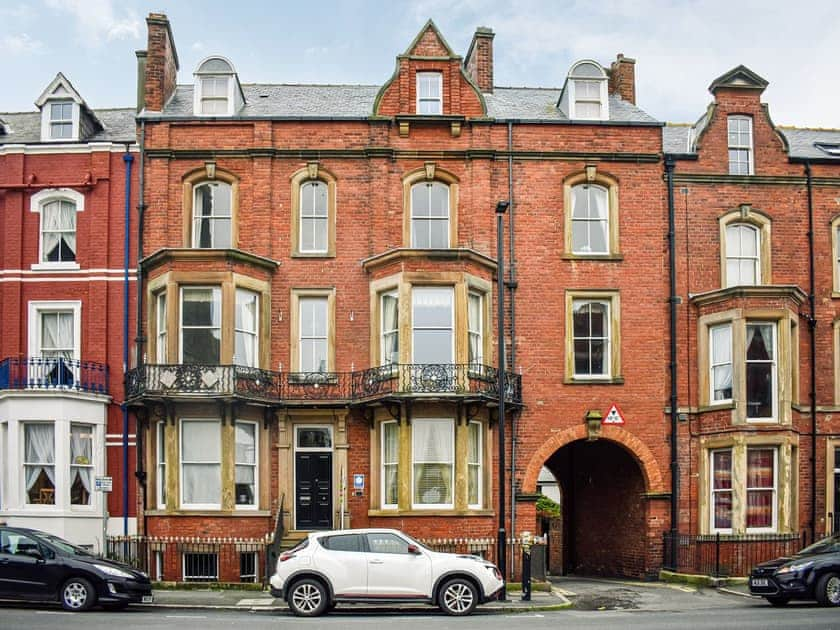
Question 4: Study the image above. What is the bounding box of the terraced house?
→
[0,74,139,548]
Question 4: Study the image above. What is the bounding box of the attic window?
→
[417,72,442,115]
[49,102,74,139]
[194,56,238,116]
[815,143,840,157]
[567,60,609,121]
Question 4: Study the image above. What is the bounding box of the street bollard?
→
[520,531,532,601]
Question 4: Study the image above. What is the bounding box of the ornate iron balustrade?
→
[0,356,108,394]
[126,362,523,405]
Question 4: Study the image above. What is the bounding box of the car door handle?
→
[369,559,384,565]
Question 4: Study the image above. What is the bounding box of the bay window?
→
[180,287,221,364]
[467,421,482,508]
[69,424,93,506]
[156,292,168,363]
[746,323,776,420]
[235,421,257,507]
[710,324,733,402]
[156,422,166,509]
[234,289,259,367]
[746,448,777,531]
[468,292,483,366]
[412,418,454,508]
[24,423,55,505]
[412,287,453,364]
[711,449,733,531]
[180,420,221,509]
[381,421,399,509]
[381,291,399,366]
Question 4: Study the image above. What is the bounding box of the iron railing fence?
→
[106,535,272,584]
[127,362,523,405]
[663,531,808,578]
[0,356,108,394]
[417,536,544,582]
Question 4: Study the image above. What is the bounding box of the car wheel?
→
[765,596,789,607]
[438,578,478,616]
[815,572,840,606]
[287,578,328,617]
[61,577,96,612]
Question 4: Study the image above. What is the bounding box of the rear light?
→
[488,565,503,581]
[279,552,296,562]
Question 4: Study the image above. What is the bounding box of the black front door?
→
[295,452,332,529]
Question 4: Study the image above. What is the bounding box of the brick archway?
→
[521,424,666,495]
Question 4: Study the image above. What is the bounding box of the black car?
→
[749,533,840,606]
[0,526,152,611]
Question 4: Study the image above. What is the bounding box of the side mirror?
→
[406,544,421,555]
[22,547,44,560]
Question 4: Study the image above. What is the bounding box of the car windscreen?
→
[38,533,95,556]
[797,534,840,555]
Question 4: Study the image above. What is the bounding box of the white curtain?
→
[382,422,399,505]
[468,293,482,364]
[25,424,55,491]
[182,421,221,505]
[70,424,93,499]
[41,312,74,359]
[412,420,453,505]
[235,290,258,367]
[382,294,398,364]
[711,325,732,399]
[42,200,76,261]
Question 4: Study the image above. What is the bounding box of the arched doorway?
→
[545,439,647,578]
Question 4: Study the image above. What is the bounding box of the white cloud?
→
[192,41,206,52]
[1,33,44,55]
[44,0,141,46]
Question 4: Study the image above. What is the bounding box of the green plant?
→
[536,494,561,517]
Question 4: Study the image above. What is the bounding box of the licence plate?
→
[142,595,154,604]
[750,578,769,587]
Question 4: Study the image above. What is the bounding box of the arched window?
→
[725,223,760,286]
[570,184,609,254]
[566,60,609,121]
[192,181,232,248]
[411,181,450,248]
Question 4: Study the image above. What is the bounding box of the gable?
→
[708,65,769,93]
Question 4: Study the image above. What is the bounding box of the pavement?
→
[139,577,758,613]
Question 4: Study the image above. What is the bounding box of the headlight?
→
[776,560,814,575]
[94,564,134,579]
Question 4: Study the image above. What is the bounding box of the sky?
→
[2,0,839,128]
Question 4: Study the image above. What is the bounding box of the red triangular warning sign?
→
[603,403,625,424]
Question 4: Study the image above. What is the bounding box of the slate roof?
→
[149,83,660,124]
[662,122,840,161]
[0,108,137,145]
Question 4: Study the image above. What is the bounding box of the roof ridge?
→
[176,82,381,89]
[779,125,840,132]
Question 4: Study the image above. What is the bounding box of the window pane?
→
[576,102,601,118]
[428,219,448,248]
[747,449,774,487]
[300,298,327,336]
[713,451,732,489]
[413,330,452,364]
[182,288,221,327]
[746,363,773,417]
[413,288,452,327]
[235,423,256,464]
[182,329,221,364]
[183,421,220,461]
[182,463,220,504]
[714,491,733,529]
[300,339,327,372]
[297,427,331,448]
[747,324,773,360]
[70,424,93,506]
[413,463,452,504]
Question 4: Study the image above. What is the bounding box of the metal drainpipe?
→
[135,120,147,529]
[805,161,817,542]
[122,148,134,536]
[507,121,517,562]
[665,155,679,567]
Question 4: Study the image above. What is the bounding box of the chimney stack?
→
[464,27,495,94]
[609,53,636,105]
[143,13,179,113]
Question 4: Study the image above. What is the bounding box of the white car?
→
[270,528,504,616]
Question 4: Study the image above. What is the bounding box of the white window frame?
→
[380,291,399,367]
[40,100,79,141]
[571,299,611,379]
[156,421,166,510]
[156,291,168,364]
[234,420,258,510]
[570,183,610,255]
[710,448,734,534]
[467,421,483,509]
[234,288,259,368]
[298,296,328,373]
[22,421,56,507]
[410,181,450,248]
[28,300,82,388]
[746,322,777,422]
[745,447,778,533]
[468,291,483,367]
[381,420,399,510]
[179,419,221,510]
[299,180,329,254]
[725,223,760,287]
[29,188,84,271]
[195,75,232,116]
[416,72,442,115]
[728,115,754,175]
[709,323,733,404]
[179,286,222,364]
[192,182,232,249]
[411,286,454,364]
[411,418,454,510]
[567,61,609,121]
[69,423,94,507]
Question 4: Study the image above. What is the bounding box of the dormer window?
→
[193,56,245,117]
[564,60,609,121]
[49,102,74,139]
[728,115,754,175]
[417,72,442,114]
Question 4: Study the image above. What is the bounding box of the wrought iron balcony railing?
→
[0,356,109,394]
[126,362,522,406]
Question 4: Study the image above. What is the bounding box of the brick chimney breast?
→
[609,53,636,105]
[465,27,494,94]
[143,13,180,113]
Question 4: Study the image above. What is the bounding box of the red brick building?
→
[126,13,840,583]
[664,67,840,557]
[0,74,139,549]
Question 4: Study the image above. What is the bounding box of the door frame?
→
[293,425,334,530]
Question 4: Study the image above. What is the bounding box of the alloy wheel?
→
[62,580,90,610]
[291,582,323,614]
[828,576,840,605]
[442,580,476,615]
